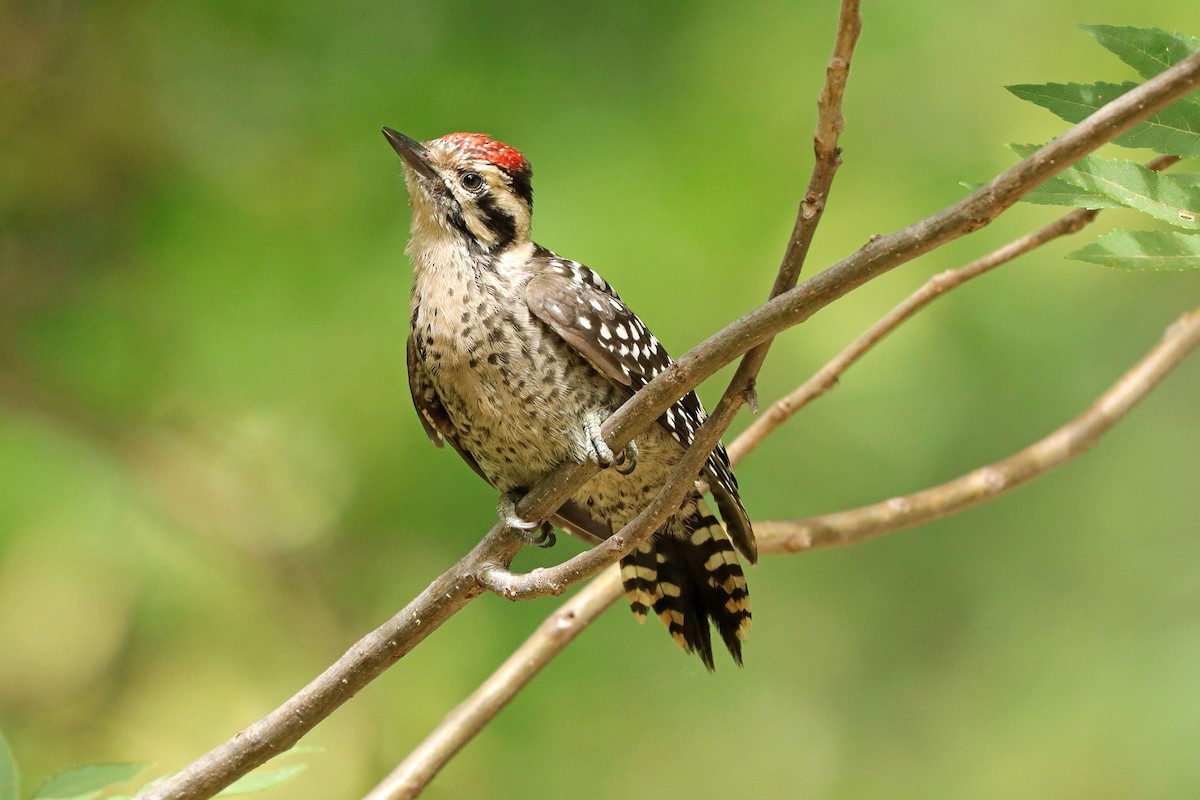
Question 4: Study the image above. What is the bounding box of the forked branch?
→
[373,304,1200,800]
[136,36,1200,800]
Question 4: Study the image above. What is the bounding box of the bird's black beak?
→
[382,127,438,181]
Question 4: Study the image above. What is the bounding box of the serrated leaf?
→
[1057,157,1200,228]
[1009,143,1200,224]
[1082,25,1200,81]
[1008,82,1200,158]
[1070,230,1200,270]
[1003,143,1147,209]
[32,763,146,800]
[1019,175,1126,208]
[215,765,306,796]
[0,729,19,800]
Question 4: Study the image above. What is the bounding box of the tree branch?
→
[513,48,1200,537]
[476,0,864,600]
[136,47,1200,800]
[362,567,625,800]
[728,154,1183,464]
[757,304,1200,550]
[368,304,1200,800]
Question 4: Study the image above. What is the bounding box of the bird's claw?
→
[531,522,556,549]
[498,491,542,533]
[583,410,638,474]
[498,492,554,547]
[612,438,638,474]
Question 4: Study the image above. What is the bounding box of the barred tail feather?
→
[618,497,751,670]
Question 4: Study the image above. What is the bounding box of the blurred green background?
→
[2,1,1199,798]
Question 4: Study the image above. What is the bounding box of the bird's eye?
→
[460,172,484,191]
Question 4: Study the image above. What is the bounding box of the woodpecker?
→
[383,128,755,668]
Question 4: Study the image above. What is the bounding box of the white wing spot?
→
[615,324,628,340]
[579,316,593,330]
[599,324,612,340]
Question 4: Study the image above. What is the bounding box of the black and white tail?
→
[619,495,752,669]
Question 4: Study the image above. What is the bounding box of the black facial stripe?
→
[444,209,486,256]
[509,169,533,208]
[476,193,517,249]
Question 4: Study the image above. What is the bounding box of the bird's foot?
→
[582,409,638,474]
[498,491,555,548]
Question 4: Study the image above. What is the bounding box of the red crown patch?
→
[438,132,530,175]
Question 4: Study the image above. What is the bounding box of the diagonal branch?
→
[757,304,1200,551]
[373,303,1200,800]
[363,569,625,800]
[728,153,1183,463]
[136,49,1200,800]
[476,0,863,600]
[513,49,1200,533]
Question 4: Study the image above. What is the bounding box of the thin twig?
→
[728,154,1182,463]
[135,526,521,800]
[476,0,863,600]
[356,61,1200,800]
[723,0,861,416]
[512,49,1200,536]
[757,305,1200,551]
[136,50,1200,800]
[370,304,1200,800]
[362,567,624,800]
[366,7,863,792]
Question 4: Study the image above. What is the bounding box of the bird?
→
[383,128,755,668]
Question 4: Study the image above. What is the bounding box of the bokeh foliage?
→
[2,1,1199,798]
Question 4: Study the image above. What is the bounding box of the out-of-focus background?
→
[3,1,1198,798]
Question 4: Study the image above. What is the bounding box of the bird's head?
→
[383,128,534,257]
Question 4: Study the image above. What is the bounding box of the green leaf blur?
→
[1007,81,1200,157]
[215,765,306,796]
[31,764,145,800]
[0,729,19,800]
[3,3,1199,800]
[1070,230,1200,269]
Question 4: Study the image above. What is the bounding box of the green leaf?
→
[32,763,146,800]
[215,765,306,796]
[1082,25,1200,80]
[0,729,19,800]
[1019,175,1127,208]
[1004,143,1154,210]
[1008,82,1200,158]
[132,775,169,797]
[1070,230,1200,270]
[1058,157,1200,228]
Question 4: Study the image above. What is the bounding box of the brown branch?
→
[369,9,864,793]
[362,566,625,800]
[135,525,525,800]
[757,304,1200,551]
[727,212,1097,461]
[136,49,1200,800]
[513,48,1200,536]
[370,304,1200,800]
[728,154,1182,463]
[694,0,861,526]
[477,0,863,600]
